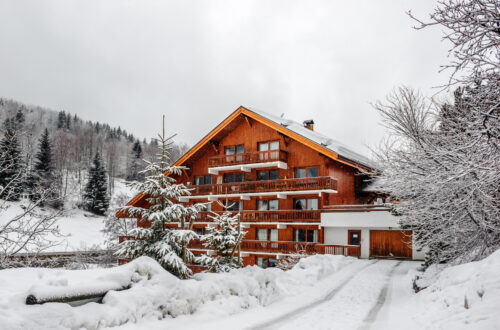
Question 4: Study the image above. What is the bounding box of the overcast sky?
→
[0,0,450,155]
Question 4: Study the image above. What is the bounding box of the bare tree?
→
[373,86,500,266]
[0,135,63,268]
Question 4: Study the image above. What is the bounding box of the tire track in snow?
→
[358,260,402,330]
[247,260,379,330]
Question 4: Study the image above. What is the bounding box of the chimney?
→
[303,119,314,131]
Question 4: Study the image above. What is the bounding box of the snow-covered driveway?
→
[129,259,421,330]
[252,260,417,330]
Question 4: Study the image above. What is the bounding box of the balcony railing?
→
[240,240,318,254]
[120,236,361,258]
[189,176,337,196]
[208,150,288,167]
[194,210,321,222]
[317,244,361,258]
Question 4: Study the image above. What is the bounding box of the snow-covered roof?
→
[245,107,378,170]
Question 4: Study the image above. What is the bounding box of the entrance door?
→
[369,230,412,258]
[348,230,361,245]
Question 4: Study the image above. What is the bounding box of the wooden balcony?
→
[240,240,318,254]
[189,176,337,196]
[208,150,288,167]
[239,241,360,258]
[194,210,321,222]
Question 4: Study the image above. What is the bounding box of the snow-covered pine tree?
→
[27,128,60,207]
[116,116,205,279]
[0,118,23,201]
[197,203,246,272]
[83,152,109,215]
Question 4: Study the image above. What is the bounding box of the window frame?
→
[195,175,213,185]
[295,166,319,178]
[223,173,243,183]
[294,198,318,210]
[257,199,279,211]
[257,169,279,181]
[295,228,318,243]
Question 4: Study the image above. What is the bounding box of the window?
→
[308,167,319,178]
[226,200,243,211]
[257,229,267,240]
[195,176,204,185]
[225,145,244,162]
[269,200,279,210]
[258,199,279,211]
[269,229,278,241]
[294,198,318,210]
[224,173,243,183]
[258,141,280,160]
[257,170,279,181]
[295,229,318,242]
[195,176,213,185]
[295,167,319,178]
[257,228,278,241]
[257,257,278,268]
[194,228,204,235]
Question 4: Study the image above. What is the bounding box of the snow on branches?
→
[197,203,246,273]
[373,0,500,267]
[116,117,205,279]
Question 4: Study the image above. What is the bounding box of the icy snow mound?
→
[0,255,354,330]
[413,249,500,329]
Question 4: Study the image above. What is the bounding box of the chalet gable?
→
[175,106,375,172]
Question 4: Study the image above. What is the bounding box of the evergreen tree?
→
[197,204,246,272]
[84,152,109,215]
[65,114,71,130]
[27,129,59,206]
[127,140,143,181]
[0,119,23,201]
[116,117,205,279]
[57,111,66,129]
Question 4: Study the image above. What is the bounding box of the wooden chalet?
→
[118,106,424,270]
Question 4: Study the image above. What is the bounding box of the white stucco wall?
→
[321,211,425,260]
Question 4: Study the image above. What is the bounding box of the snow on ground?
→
[0,255,356,330]
[0,178,133,252]
[0,251,499,330]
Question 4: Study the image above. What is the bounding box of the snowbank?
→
[0,255,355,330]
[411,249,500,329]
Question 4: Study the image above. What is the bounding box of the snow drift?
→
[411,249,500,329]
[0,255,354,329]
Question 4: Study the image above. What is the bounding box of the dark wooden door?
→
[369,230,412,258]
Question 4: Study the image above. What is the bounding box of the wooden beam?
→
[244,115,252,127]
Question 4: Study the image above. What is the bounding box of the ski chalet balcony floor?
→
[207,150,288,175]
[179,176,338,202]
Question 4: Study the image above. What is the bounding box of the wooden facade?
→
[118,106,389,269]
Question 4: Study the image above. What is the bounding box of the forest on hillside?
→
[0,98,189,211]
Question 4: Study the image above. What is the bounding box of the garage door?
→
[370,230,412,258]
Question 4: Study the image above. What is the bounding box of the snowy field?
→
[0,178,132,253]
[0,251,499,330]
